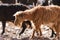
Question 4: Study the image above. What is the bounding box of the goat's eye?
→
[20,14,23,17]
[19,13,26,18]
[19,13,24,18]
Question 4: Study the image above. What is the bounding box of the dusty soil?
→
[0,22,59,40]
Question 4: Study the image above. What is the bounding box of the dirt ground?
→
[0,22,60,40]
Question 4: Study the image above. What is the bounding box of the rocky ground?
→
[0,22,60,40]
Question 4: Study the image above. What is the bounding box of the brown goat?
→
[13,5,60,38]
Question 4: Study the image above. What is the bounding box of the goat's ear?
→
[13,11,23,16]
[13,13,18,17]
[13,14,16,16]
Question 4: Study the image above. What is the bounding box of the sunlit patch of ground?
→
[0,21,59,40]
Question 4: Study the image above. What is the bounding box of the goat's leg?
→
[30,29,35,39]
[50,29,56,37]
[1,21,6,35]
[19,26,26,35]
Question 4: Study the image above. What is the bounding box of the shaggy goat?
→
[13,5,60,38]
